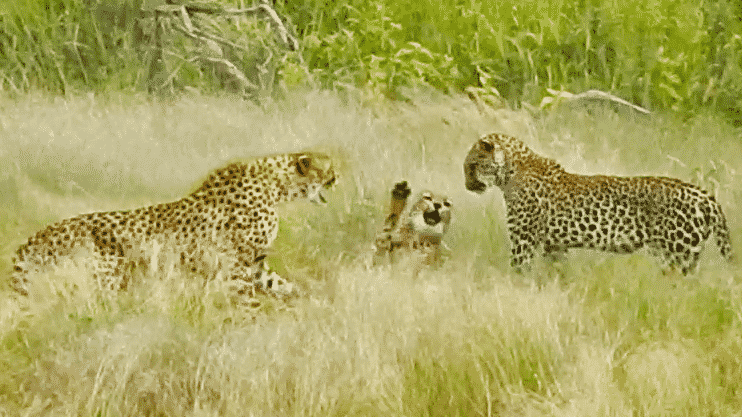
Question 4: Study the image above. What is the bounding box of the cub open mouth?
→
[423,211,441,225]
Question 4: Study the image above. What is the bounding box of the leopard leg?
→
[668,249,701,276]
[543,244,568,263]
[505,201,545,273]
[508,227,536,272]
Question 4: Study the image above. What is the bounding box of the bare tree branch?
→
[148,1,298,98]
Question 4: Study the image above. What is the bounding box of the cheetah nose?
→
[423,210,441,225]
[433,202,441,210]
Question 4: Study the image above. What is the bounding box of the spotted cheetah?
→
[464,133,733,274]
[12,152,336,300]
[373,181,452,272]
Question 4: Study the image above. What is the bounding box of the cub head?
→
[288,152,337,204]
[408,191,452,239]
[463,136,509,193]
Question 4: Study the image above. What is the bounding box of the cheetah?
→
[464,133,733,274]
[11,152,336,300]
[373,181,452,273]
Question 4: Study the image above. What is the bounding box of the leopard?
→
[373,181,452,273]
[464,133,733,275]
[11,152,337,303]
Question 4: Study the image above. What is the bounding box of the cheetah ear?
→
[296,155,312,175]
[479,139,494,152]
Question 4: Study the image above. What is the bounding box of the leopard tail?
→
[710,198,733,262]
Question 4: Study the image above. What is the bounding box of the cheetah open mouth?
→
[310,176,335,205]
[310,189,328,205]
[423,210,441,225]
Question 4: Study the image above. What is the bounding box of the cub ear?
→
[296,155,312,175]
[479,139,494,152]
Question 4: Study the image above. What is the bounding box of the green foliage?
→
[0,0,145,93]
[281,0,742,122]
[0,0,299,97]
[2,0,742,121]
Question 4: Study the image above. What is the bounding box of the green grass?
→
[0,89,741,415]
[2,0,742,123]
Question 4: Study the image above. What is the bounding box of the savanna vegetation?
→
[1,0,741,122]
[1,0,741,415]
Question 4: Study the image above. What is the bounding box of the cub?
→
[373,181,452,273]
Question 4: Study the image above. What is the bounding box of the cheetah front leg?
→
[226,250,298,307]
[206,241,266,310]
[251,254,297,299]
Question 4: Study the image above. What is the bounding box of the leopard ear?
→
[479,139,494,152]
[296,155,312,175]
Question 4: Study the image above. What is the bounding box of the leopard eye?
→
[479,139,494,152]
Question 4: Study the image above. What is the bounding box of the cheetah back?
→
[12,152,336,296]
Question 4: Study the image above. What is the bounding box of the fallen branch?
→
[541,89,651,116]
[148,1,298,97]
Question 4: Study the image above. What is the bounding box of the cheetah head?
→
[464,137,509,193]
[408,191,452,239]
[288,152,337,204]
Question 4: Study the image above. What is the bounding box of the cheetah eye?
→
[443,200,452,207]
[296,156,312,175]
[422,192,433,201]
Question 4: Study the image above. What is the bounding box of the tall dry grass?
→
[0,89,740,415]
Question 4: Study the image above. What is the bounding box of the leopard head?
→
[464,136,510,193]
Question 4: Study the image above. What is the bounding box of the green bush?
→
[2,0,741,120]
[281,0,742,122]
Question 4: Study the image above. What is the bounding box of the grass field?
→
[1,89,741,416]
